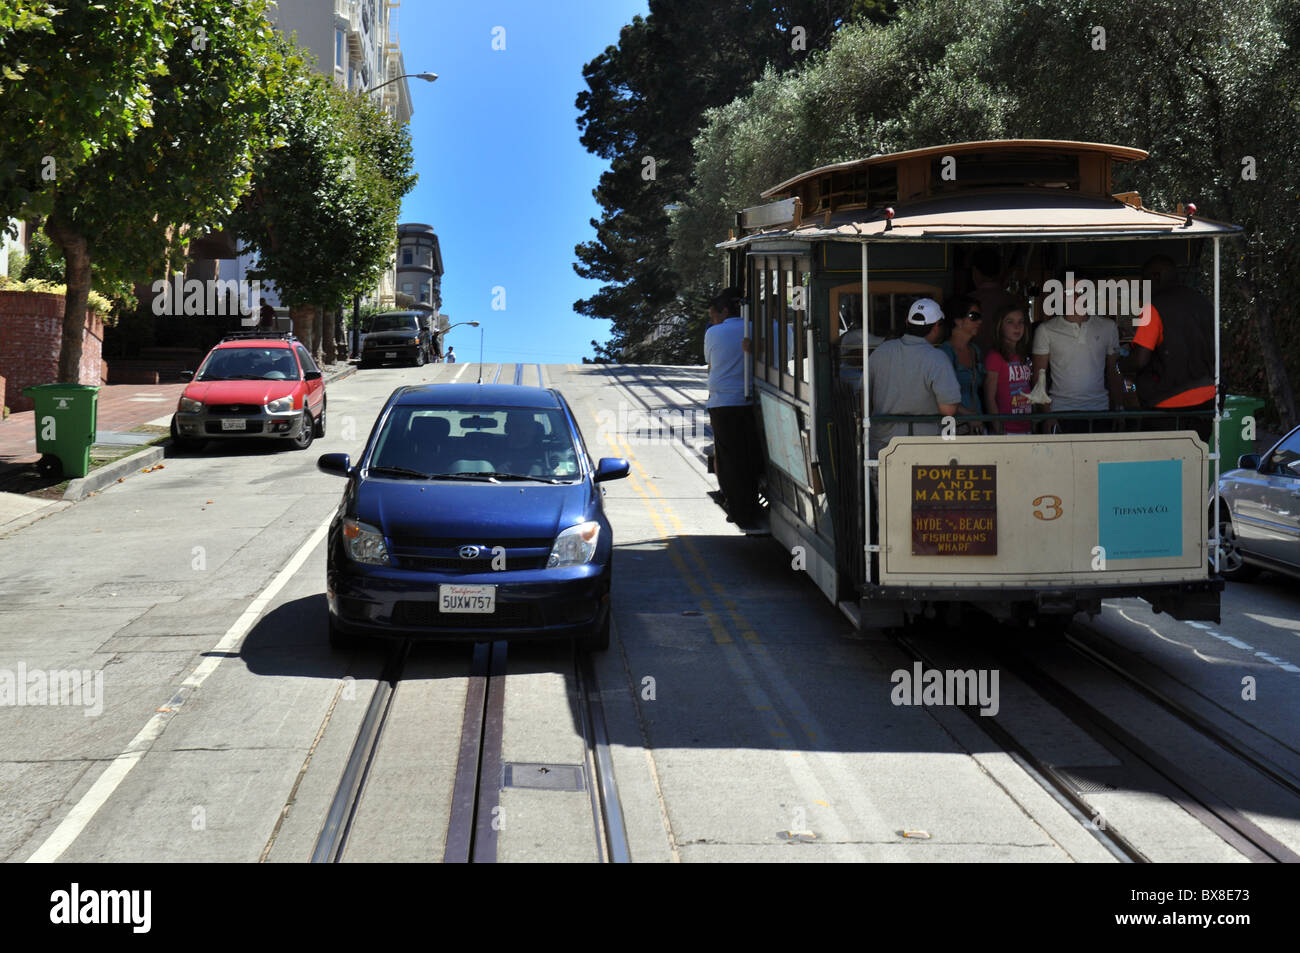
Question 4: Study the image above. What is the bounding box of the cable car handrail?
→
[868,409,1214,424]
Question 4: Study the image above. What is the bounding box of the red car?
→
[170,332,326,451]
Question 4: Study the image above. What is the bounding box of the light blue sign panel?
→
[758,391,810,485]
[1097,460,1182,560]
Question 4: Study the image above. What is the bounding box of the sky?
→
[396,0,650,365]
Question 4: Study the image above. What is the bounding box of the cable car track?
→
[311,640,629,863]
[310,642,410,863]
[896,624,1300,863]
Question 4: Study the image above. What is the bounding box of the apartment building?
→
[204,0,417,313]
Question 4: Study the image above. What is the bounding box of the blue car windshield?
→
[197,347,300,381]
[369,405,580,480]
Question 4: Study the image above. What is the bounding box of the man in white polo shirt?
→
[1031,274,1123,432]
[868,297,962,460]
[704,289,762,529]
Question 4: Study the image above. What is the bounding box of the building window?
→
[335,30,344,69]
[402,282,414,294]
[402,250,412,266]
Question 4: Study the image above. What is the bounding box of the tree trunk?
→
[289,303,316,353]
[1252,293,1298,431]
[321,305,336,364]
[44,215,92,384]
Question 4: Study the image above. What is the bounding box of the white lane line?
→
[1244,612,1300,633]
[26,515,333,863]
[449,362,469,382]
[1182,620,1300,674]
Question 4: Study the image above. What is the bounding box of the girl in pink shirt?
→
[983,303,1033,434]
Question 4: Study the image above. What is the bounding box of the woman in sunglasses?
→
[939,295,986,433]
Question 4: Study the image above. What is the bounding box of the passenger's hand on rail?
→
[742,337,752,354]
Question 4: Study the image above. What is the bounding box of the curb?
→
[0,499,73,537]
[324,364,356,385]
[64,446,165,502]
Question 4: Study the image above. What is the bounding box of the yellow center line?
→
[612,432,761,644]
[595,412,806,747]
[599,425,731,644]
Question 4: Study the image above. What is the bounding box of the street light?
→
[437,320,478,365]
[363,72,437,95]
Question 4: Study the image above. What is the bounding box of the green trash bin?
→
[1218,394,1267,474]
[21,383,100,480]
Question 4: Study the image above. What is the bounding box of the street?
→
[1,362,1298,862]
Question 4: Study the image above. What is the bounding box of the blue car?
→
[318,384,629,651]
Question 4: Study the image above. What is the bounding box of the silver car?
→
[1215,425,1300,581]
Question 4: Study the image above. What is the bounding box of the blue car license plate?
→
[440,584,496,613]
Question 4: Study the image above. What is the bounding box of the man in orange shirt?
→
[1130,255,1215,441]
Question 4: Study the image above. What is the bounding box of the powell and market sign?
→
[912,464,998,556]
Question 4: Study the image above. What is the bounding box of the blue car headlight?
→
[548,521,600,568]
[343,518,389,565]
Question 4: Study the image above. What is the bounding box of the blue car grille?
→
[387,538,552,574]
[391,601,542,628]
[391,554,550,572]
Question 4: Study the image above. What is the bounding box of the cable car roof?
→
[719,139,1242,246]
[760,139,1149,199]
[720,188,1241,248]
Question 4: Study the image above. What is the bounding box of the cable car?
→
[718,140,1242,630]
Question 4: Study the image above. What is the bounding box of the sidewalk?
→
[0,363,355,466]
[0,382,186,466]
[0,363,354,531]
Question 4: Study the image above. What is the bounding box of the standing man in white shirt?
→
[704,289,762,529]
[1031,274,1124,433]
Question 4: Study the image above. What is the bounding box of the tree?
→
[230,52,417,362]
[574,0,887,363]
[15,0,283,382]
[0,2,173,223]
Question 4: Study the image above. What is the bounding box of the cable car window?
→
[764,267,774,374]
[786,263,802,384]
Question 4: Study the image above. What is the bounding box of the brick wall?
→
[0,291,105,413]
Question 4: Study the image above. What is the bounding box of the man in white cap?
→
[867,297,961,459]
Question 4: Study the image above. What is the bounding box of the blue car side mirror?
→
[594,457,630,483]
[318,452,352,476]
[1237,453,1262,471]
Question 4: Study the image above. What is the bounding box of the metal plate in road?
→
[502,763,586,792]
